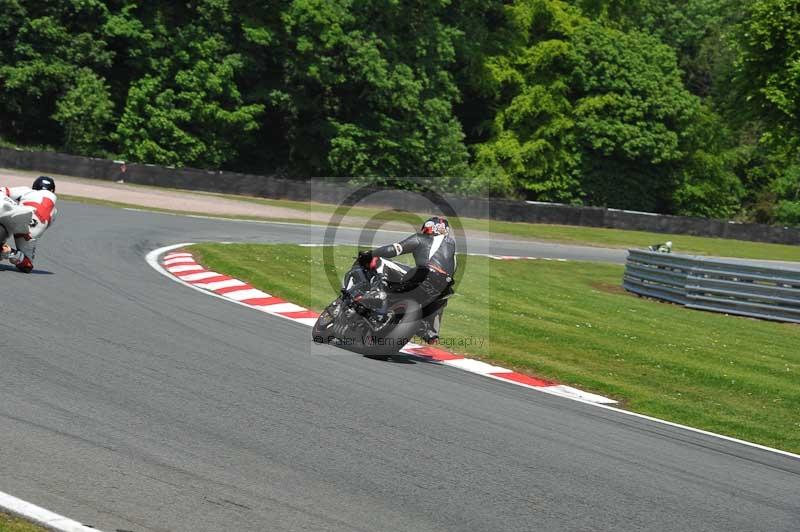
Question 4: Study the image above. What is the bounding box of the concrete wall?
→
[2,146,798,244]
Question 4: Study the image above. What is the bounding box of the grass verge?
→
[57,189,800,261]
[244,196,800,260]
[0,513,47,532]
[192,243,800,453]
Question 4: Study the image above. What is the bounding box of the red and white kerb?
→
[161,251,616,405]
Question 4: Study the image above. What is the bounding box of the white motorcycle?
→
[0,195,32,255]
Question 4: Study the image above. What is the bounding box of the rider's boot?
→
[420,309,442,344]
[9,251,32,273]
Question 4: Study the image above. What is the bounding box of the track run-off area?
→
[1,200,798,532]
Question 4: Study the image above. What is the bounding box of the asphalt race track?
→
[1,201,798,532]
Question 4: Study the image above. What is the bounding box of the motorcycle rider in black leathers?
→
[357,216,456,344]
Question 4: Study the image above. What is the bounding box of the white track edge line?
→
[121,207,567,247]
[146,243,800,461]
[0,490,101,532]
[479,373,800,459]
[125,208,412,235]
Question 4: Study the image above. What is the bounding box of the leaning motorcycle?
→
[312,257,449,359]
[0,195,32,249]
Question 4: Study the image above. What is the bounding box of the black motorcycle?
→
[312,257,451,358]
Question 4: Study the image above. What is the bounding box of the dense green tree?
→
[101,1,161,108]
[470,0,584,201]
[729,0,800,224]
[226,1,292,172]
[575,0,739,97]
[736,0,800,147]
[0,1,113,148]
[571,21,703,211]
[0,0,797,223]
[115,1,263,167]
[472,0,711,212]
[275,0,469,185]
[52,67,114,155]
[773,164,800,225]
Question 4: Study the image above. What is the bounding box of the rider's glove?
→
[357,250,373,268]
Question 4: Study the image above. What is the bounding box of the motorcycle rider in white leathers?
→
[0,176,58,273]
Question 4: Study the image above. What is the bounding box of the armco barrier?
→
[623,249,800,324]
[2,146,800,244]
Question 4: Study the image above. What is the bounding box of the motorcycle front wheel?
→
[311,299,340,345]
[312,298,421,358]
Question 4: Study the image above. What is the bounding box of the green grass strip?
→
[59,188,800,261]
[192,243,800,453]
[0,513,48,532]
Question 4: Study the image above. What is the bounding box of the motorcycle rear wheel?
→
[312,298,420,358]
[354,298,421,357]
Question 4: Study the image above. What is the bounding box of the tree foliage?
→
[0,1,113,146]
[274,0,469,185]
[729,0,800,224]
[53,67,114,155]
[471,0,707,212]
[114,1,264,167]
[737,0,800,146]
[0,0,797,223]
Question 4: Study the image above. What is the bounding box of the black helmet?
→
[32,176,56,193]
[421,216,449,236]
